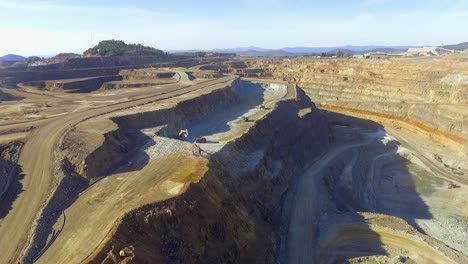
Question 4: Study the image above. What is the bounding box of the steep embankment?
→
[44,76,122,93]
[71,84,329,263]
[0,56,206,88]
[318,213,466,264]
[119,69,175,80]
[0,90,11,101]
[61,80,240,180]
[239,57,468,154]
[0,142,22,207]
[5,77,233,264]
[284,109,468,264]
[28,77,269,263]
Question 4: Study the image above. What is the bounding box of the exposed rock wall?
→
[62,80,240,179]
[238,58,468,153]
[45,76,122,93]
[119,69,175,80]
[306,112,468,263]
[2,68,127,87]
[0,90,12,101]
[0,59,203,87]
[87,86,329,263]
[0,142,22,202]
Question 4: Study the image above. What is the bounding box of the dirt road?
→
[319,214,460,264]
[34,79,288,263]
[287,126,468,263]
[287,139,373,264]
[0,76,235,264]
[388,129,468,185]
[37,155,208,264]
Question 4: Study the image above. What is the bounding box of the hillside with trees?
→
[84,40,165,57]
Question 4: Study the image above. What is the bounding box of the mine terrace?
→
[0,41,467,264]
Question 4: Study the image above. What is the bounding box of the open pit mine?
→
[0,53,467,264]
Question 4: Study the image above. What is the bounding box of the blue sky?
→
[1,0,468,55]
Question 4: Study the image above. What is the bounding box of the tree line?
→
[84,40,165,57]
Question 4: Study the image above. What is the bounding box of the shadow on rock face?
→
[310,111,435,263]
[22,158,88,263]
[0,89,24,102]
[160,80,266,143]
[0,159,24,220]
[85,83,331,264]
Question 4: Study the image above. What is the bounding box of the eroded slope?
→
[33,78,330,263]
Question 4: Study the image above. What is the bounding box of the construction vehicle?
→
[195,137,207,143]
[176,129,189,140]
[448,182,460,189]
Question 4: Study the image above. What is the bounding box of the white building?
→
[364,52,388,59]
[406,47,455,56]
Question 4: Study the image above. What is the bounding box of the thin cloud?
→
[0,0,153,15]
[0,0,467,55]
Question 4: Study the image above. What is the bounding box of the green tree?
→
[84,40,164,57]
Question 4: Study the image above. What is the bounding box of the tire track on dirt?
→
[0,76,235,264]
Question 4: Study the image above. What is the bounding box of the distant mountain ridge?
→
[442,42,468,51]
[167,45,420,57]
[236,49,296,57]
[168,42,468,57]
[0,54,26,62]
[281,45,417,54]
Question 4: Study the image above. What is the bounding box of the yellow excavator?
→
[177,129,189,140]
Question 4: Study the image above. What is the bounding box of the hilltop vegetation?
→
[84,40,165,57]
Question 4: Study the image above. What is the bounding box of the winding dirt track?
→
[0,76,235,264]
[287,139,373,264]
[288,129,467,264]
[389,130,468,185]
[36,156,208,264]
[320,220,458,264]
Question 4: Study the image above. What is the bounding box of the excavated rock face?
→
[44,76,122,93]
[60,81,240,180]
[301,112,468,264]
[236,57,468,154]
[0,90,19,101]
[0,142,22,201]
[0,90,9,101]
[119,69,175,80]
[88,86,330,263]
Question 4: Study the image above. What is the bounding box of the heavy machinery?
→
[177,129,189,140]
[448,182,461,189]
[195,137,207,143]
